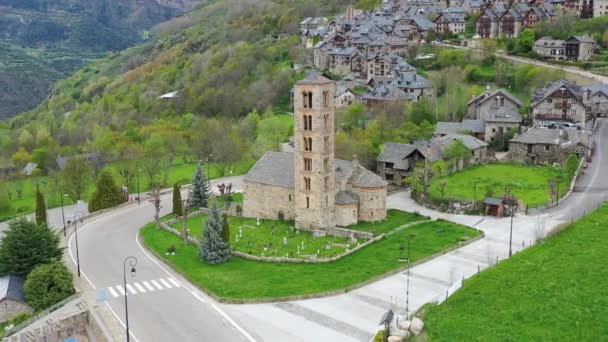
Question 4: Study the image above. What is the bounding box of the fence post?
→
[477,265,480,275]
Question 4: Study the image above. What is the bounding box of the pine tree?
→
[0,218,62,277]
[88,170,125,212]
[198,204,231,264]
[189,162,210,208]
[173,183,183,216]
[35,187,47,227]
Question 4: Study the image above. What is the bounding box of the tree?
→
[189,162,210,208]
[221,213,230,244]
[35,187,47,227]
[89,170,125,212]
[24,262,75,311]
[516,29,535,53]
[0,218,62,277]
[432,160,447,176]
[0,182,9,212]
[60,156,92,201]
[444,140,471,171]
[198,204,231,264]
[11,147,31,169]
[149,187,162,229]
[173,183,183,217]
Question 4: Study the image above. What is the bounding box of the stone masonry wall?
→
[0,299,31,322]
[351,186,387,222]
[242,181,295,221]
[335,203,358,226]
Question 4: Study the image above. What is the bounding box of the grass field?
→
[416,204,608,341]
[0,159,253,222]
[142,218,480,299]
[172,209,428,259]
[428,163,572,206]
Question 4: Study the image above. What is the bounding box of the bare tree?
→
[149,187,162,229]
[533,216,546,243]
[181,199,190,245]
[61,156,93,201]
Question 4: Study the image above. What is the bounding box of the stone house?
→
[362,84,414,106]
[434,13,466,35]
[564,35,597,62]
[476,9,499,38]
[0,274,31,322]
[335,86,359,108]
[593,0,608,16]
[328,47,357,75]
[533,37,567,60]
[429,134,489,165]
[377,142,428,185]
[390,73,434,102]
[583,85,608,117]
[243,71,387,229]
[508,127,590,165]
[434,120,486,141]
[497,9,523,38]
[531,80,590,127]
[466,88,523,142]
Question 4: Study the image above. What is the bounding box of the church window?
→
[308,92,313,108]
[324,177,329,190]
[306,197,310,208]
[304,177,311,190]
[326,196,328,206]
[323,90,330,108]
[324,158,329,172]
[289,194,292,201]
[324,136,329,151]
[308,115,313,130]
[304,158,312,171]
[324,114,329,129]
[303,92,309,108]
[304,137,313,151]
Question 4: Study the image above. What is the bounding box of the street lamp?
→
[73,211,85,277]
[60,192,67,236]
[123,256,138,342]
[503,188,515,258]
[137,161,141,205]
[405,236,412,320]
[205,153,213,180]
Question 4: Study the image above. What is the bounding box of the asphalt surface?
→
[67,176,253,342]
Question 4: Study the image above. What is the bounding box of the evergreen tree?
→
[0,218,62,277]
[24,262,75,311]
[198,204,231,264]
[35,187,47,227]
[189,162,210,208]
[88,170,125,212]
[173,183,183,216]
[221,213,230,243]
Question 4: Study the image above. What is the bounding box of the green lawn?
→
[344,209,428,235]
[142,218,480,299]
[428,163,573,206]
[0,159,253,222]
[416,204,608,341]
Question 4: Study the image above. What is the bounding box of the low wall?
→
[326,226,374,240]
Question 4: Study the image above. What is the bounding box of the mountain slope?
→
[0,0,202,119]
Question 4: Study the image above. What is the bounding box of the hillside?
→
[0,0,202,119]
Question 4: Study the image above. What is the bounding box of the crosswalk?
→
[103,277,182,299]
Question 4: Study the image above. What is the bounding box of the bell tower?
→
[293,71,336,230]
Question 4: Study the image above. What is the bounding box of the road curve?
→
[67,176,254,342]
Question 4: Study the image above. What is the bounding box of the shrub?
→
[24,262,75,311]
[35,188,47,227]
[172,183,183,216]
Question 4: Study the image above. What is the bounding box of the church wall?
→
[335,203,358,227]
[242,181,295,220]
[352,186,387,222]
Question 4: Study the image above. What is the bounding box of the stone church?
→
[243,71,388,230]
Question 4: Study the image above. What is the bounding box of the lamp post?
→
[60,192,67,236]
[123,256,138,342]
[205,153,213,181]
[137,161,141,205]
[73,211,85,277]
[405,236,412,320]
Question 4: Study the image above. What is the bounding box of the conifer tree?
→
[198,204,231,264]
[35,187,47,227]
[189,162,210,208]
[173,183,183,216]
[221,213,230,243]
[88,170,124,212]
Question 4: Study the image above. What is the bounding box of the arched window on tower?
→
[307,92,313,109]
[324,114,329,129]
[304,158,312,171]
[303,115,308,130]
[303,92,309,108]
[306,197,310,208]
[304,137,312,151]
[304,177,311,190]
[323,90,330,108]
[306,115,312,131]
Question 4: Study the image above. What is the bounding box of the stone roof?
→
[510,127,589,146]
[472,88,523,108]
[363,84,414,101]
[336,190,360,205]
[435,120,485,135]
[531,80,583,108]
[377,142,419,170]
[245,152,387,189]
[534,36,565,48]
[244,151,295,188]
[431,133,489,151]
[567,35,596,44]
[0,274,26,304]
[296,70,334,85]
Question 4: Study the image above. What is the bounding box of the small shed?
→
[484,197,505,217]
[0,274,32,321]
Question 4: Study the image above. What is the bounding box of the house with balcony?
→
[466,88,523,142]
[531,80,590,127]
[564,35,597,62]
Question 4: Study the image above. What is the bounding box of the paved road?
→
[66,176,253,342]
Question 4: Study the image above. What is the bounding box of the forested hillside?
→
[0,0,202,119]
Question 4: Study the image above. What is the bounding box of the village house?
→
[244,71,387,229]
[531,80,590,127]
[434,120,486,140]
[533,37,567,60]
[466,88,523,142]
[0,274,31,322]
[508,127,590,165]
[476,3,552,38]
[433,13,466,35]
[584,84,608,116]
[564,35,597,61]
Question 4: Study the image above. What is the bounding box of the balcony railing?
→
[554,102,571,109]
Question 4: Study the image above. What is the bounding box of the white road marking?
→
[126,284,137,294]
[108,287,119,298]
[143,281,155,291]
[168,278,181,287]
[134,282,147,293]
[159,278,173,288]
[116,285,126,296]
[151,279,164,290]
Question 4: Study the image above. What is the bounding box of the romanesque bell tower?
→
[294,71,336,230]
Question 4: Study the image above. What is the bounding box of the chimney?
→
[352,154,359,167]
